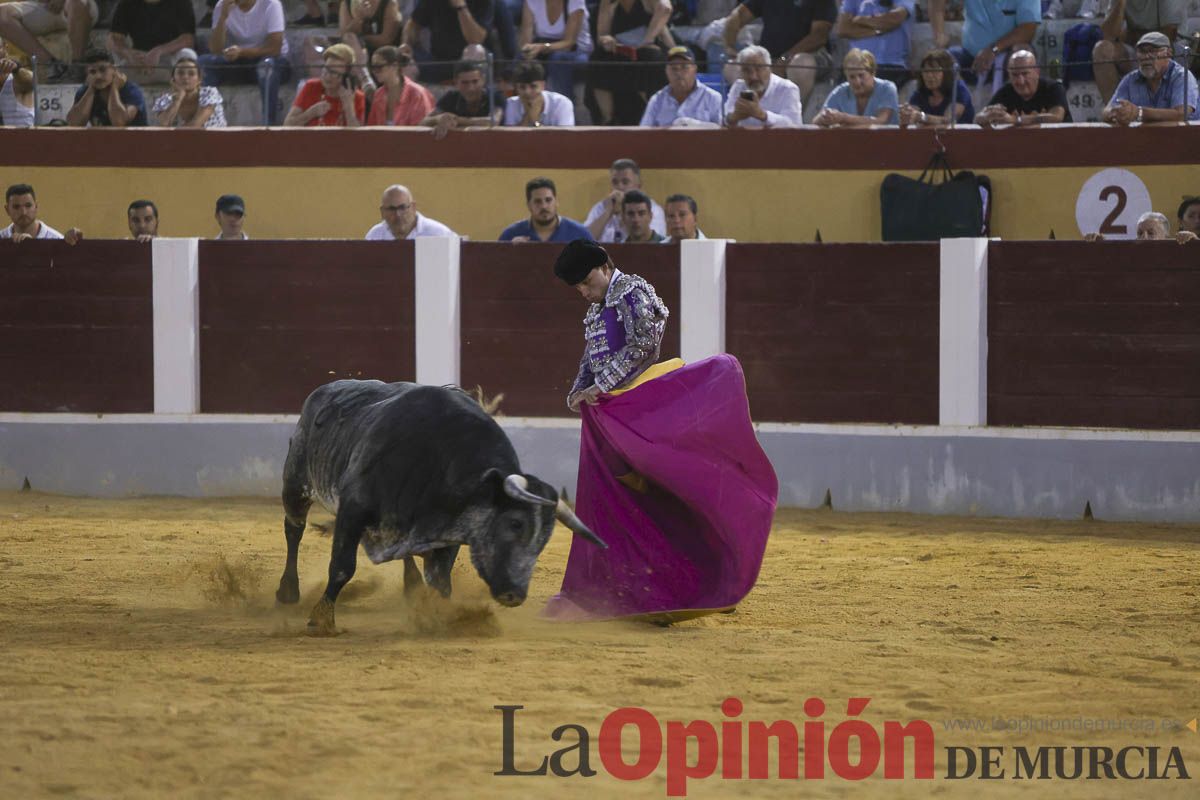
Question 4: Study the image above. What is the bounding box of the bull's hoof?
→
[275,578,300,605]
[306,597,338,637]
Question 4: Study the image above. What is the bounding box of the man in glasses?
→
[1102,31,1198,125]
[723,44,802,128]
[65,47,146,126]
[214,193,248,240]
[365,184,456,240]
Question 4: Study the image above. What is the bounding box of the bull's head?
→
[469,470,606,607]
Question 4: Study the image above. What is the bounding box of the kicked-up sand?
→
[0,491,1197,799]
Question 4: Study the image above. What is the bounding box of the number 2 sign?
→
[1075,168,1153,240]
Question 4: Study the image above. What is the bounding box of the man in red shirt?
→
[284,42,364,126]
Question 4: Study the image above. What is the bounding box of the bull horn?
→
[556,499,608,549]
[503,474,555,507]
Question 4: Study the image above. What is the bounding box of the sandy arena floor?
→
[0,491,1197,799]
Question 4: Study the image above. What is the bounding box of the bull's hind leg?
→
[308,504,370,636]
[276,443,312,605]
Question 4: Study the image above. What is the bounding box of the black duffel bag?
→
[880,151,991,241]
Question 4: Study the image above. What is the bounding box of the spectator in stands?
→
[2,183,82,243]
[214,193,248,239]
[1178,197,1200,237]
[724,44,802,128]
[834,0,914,87]
[154,49,228,127]
[899,47,974,126]
[662,193,704,242]
[200,0,291,126]
[620,190,665,242]
[340,0,403,73]
[588,0,674,125]
[107,0,196,85]
[929,0,1038,92]
[0,37,35,127]
[975,49,1071,126]
[1102,31,1198,124]
[1093,0,1185,104]
[499,176,593,242]
[503,60,574,125]
[1086,210,1197,242]
[584,158,665,243]
[366,45,435,125]
[518,0,591,99]
[285,42,366,126]
[403,0,493,83]
[640,45,722,127]
[127,199,158,242]
[421,59,504,138]
[721,0,836,105]
[815,47,899,126]
[365,184,457,238]
[66,48,147,127]
[0,0,96,80]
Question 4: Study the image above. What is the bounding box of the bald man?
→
[976,49,1071,127]
[365,185,456,240]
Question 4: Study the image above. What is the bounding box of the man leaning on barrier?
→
[1101,31,1198,125]
[420,59,504,139]
[724,44,802,128]
[639,45,722,127]
[976,49,1071,127]
[2,183,82,244]
[365,184,457,239]
[1092,0,1186,104]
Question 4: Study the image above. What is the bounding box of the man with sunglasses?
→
[365,184,456,239]
[214,194,248,240]
[1102,31,1198,125]
[65,47,146,126]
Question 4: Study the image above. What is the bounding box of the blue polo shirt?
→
[961,0,1040,58]
[823,77,900,124]
[498,216,593,242]
[840,0,915,68]
[1113,60,1200,120]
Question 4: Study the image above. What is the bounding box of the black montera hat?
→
[554,239,609,285]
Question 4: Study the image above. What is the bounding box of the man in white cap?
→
[365,185,456,240]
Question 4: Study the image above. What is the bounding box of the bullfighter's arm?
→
[567,350,597,409]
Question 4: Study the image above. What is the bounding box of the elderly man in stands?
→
[66,48,147,126]
[107,0,196,84]
[421,59,504,138]
[503,60,574,126]
[365,184,456,239]
[620,190,665,243]
[834,0,914,87]
[724,44,802,128]
[640,45,722,127]
[976,49,1071,126]
[3,183,82,243]
[404,0,493,83]
[127,199,158,242]
[1093,0,1186,104]
[815,47,899,126]
[499,176,592,243]
[1102,31,1198,125]
[721,0,836,105]
[1086,210,1197,243]
[662,193,705,242]
[200,0,290,126]
[0,0,96,80]
[584,158,665,243]
[929,0,1038,92]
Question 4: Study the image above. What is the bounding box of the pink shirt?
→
[367,80,436,126]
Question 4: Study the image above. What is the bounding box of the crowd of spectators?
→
[0,0,1197,128]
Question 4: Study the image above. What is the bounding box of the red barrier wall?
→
[459,242,681,416]
[725,243,940,423]
[0,241,152,412]
[198,241,416,413]
[988,241,1200,429]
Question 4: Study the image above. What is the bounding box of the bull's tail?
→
[443,384,505,417]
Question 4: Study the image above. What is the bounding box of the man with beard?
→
[1102,31,1198,124]
[498,177,592,243]
[127,199,159,242]
[2,184,82,243]
[723,44,801,128]
[65,48,147,126]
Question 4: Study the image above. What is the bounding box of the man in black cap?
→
[554,239,669,412]
[214,193,247,240]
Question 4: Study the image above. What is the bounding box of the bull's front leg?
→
[276,441,312,605]
[308,505,369,636]
[403,557,424,599]
[422,546,460,598]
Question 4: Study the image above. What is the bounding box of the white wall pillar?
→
[414,235,461,386]
[939,237,989,426]
[680,238,728,363]
[151,237,200,413]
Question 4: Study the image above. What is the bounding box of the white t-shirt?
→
[1,221,64,239]
[584,196,666,243]
[502,91,575,126]
[213,0,290,56]
[365,212,456,239]
[525,0,592,54]
[0,73,35,128]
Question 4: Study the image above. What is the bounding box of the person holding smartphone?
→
[285,42,365,126]
[723,44,802,127]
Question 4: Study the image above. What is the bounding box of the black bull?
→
[274,380,605,635]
